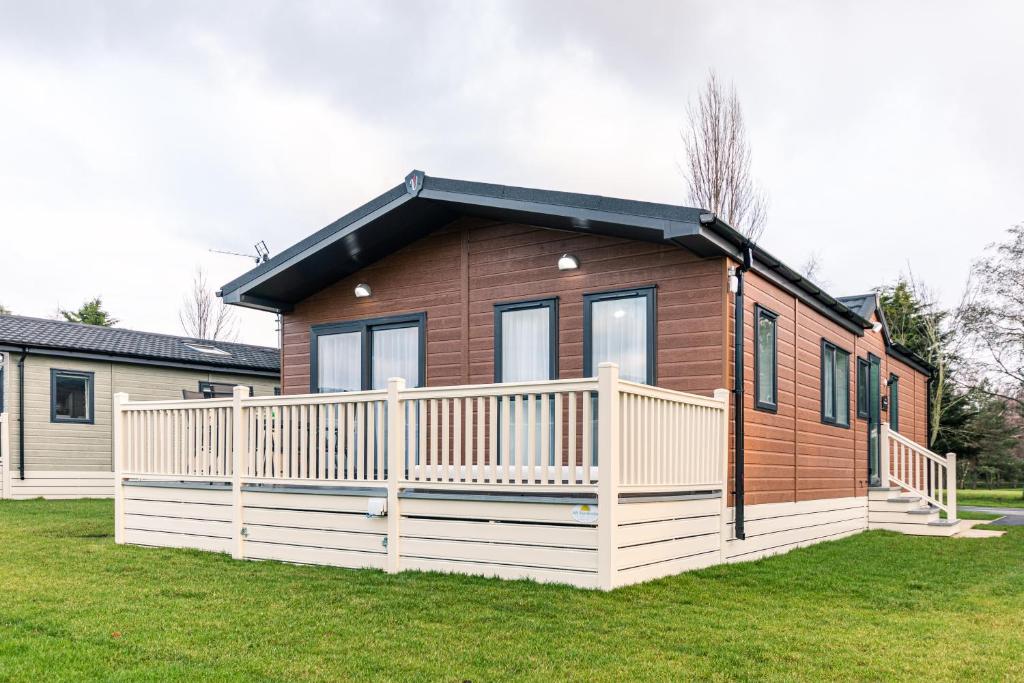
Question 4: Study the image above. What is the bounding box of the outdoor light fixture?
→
[728,267,739,294]
[354,283,372,298]
[871,321,883,333]
[557,254,579,271]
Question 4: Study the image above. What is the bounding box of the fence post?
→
[386,377,406,574]
[113,392,129,544]
[1,413,10,500]
[879,422,891,488]
[946,452,957,522]
[597,363,620,591]
[231,386,248,560]
[714,388,730,561]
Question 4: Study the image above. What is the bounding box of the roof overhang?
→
[220,170,874,335]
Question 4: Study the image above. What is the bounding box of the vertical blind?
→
[317,332,361,392]
[371,326,420,389]
[500,306,551,382]
[590,296,648,383]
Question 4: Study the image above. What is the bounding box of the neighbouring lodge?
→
[106,171,956,589]
[0,316,279,498]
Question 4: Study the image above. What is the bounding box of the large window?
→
[583,288,656,384]
[889,374,900,432]
[494,299,558,382]
[856,357,870,419]
[51,369,94,424]
[754,305,778,411]
[310,314,425,392]
[821,340,850,427]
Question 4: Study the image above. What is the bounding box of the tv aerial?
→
[209,241,271,264]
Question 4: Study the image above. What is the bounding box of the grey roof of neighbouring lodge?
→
[219,170,875,335]
[0,315,280,376]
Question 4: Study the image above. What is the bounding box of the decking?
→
[112,363,731,589]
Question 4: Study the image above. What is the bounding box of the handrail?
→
[882,423,957,520]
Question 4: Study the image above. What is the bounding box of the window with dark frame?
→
[494,299,558,382]
[889,374,900,432]
[754,305,778,411]
[856,357,870,419]
[51,369,94,424]
[821,340,850,427]
[583,287,656,385]
[310,313,426,392]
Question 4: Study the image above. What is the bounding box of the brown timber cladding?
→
[281,217,726,395]
[736,269,929,505]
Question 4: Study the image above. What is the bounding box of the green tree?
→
[0,303,10,315]
[60,297,118,327]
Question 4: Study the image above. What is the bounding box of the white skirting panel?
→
[725,496,868,563]
[4,471,115,499]
[122,483,233,553]
[399,497,599,589]
[241,490,387,571]
[614,496,722,588]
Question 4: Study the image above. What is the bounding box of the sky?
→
[1,1,1021,348]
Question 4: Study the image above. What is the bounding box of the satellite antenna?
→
[209,241,271,264]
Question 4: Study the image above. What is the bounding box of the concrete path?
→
[960,506,1024,526]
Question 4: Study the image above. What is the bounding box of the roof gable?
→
[220,170,873,334]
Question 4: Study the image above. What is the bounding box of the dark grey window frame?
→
[309,312,426,392]
[820,340,851,428]
[493,298,559,382]
[889,373,900,432]
[753,305,778,412]
[50,368,95,424]
[582,286,657,385]
[856,357,870,420]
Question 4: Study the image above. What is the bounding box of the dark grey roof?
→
[219,170,873,334]
[0,315,279,374]
[837,294,878,320]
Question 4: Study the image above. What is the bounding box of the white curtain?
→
[372,326,420,389]
[501,307,550,382]
[591,297,648,383]
[318,332,361,392]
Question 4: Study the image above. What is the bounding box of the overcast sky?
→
[1,1,1021,348]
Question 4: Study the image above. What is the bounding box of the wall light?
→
[871,321,883,333]
[354,283,372,298]
[557,254,579,271]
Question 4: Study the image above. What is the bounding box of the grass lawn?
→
[958,488,1024,509]
[1,500,1022,682]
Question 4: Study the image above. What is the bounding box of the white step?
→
[869,497,926,513]
[869,508,940,525]
[868,487,904,502]
[869,519,961,537]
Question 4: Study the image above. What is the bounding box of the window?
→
[856,358,870,419]
[51,369,94,424]
[821,341,850,427]
[754,305,778,411]
[494,299,558,382]
[889,374,900,432]
[583,288,656,384]
[310,314,425,392]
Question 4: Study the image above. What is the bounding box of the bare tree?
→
[179,267,238,341]
[799,251,828,288]
[680,70,769,242]
[961,222,1024,408]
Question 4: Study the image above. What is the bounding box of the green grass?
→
[1,500,1023,682]
[958,488,1024,509]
